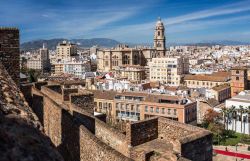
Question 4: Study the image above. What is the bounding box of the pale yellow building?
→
[184,72,230,89]
[148,56,189,86]
[56,41,77,60]
[115,65,146,81]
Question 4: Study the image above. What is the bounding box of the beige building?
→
[54,62,64,75]
[115,65,146,81]
[97,18,167,73]
[97,44,157,73]
[56,41,77,60]
[148,56,189,86]
[92,90,197,124]
[184,72,230,89]
[211,84,231,102]
[27,44,50,71]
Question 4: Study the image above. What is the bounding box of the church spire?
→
[154,17,166,53]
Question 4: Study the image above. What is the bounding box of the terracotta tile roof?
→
[184,72,230,82]
[88,90,117,100]
[212,84,230,91]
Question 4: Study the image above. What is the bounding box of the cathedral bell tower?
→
[154,17,166,55]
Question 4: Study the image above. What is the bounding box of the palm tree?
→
[230,105,236,131]
[221,107,228,130]
[239,105,244,133]
[248,106,250,135]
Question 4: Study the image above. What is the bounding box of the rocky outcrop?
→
[0,63,63,161]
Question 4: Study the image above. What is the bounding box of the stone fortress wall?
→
[20,81,213,161]
[0,27,212,161]
[0,28,20,85]
[0,63,63,161]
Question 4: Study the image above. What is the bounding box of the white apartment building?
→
[27,44,50,71]
[148,56,189,86]
[56,41,77,60]
[225,90,250,134]
[54,57,91,78]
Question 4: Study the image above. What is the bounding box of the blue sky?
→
[1,0,250,43]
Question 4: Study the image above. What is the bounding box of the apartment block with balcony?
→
[90,90,197,124]
[148,56,189,86]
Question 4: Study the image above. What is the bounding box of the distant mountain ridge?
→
[21,39,250,51]
[21,38,120,50]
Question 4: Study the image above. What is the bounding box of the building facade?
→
[27,44,50,71]
[92,90,197,124]
[97,18,167,73]
[184,72,230,89]
[225,90,250,134]
[56,41,77,60]
[115,65,146,81]
[230,67,248,97]
[149,56,189,86]
[53,57,91,77]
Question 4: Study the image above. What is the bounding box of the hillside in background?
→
[21,39,250,51]
[21,38,120,50]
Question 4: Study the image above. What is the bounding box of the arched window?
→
[158,31,160,36]
[133,54,138,65]
[123,55,130,65]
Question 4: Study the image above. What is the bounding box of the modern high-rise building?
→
[0,27,20,84]
[56,41,77,60]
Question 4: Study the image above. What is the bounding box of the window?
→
[116,103,119,109]
[150,107,154,113]
[162,108,165,114]
[99,102,102,108]
[174,109,177,115]
[131,105,134,111]
[236,70,239,74]
[158,31,160,36]
[145,106,148,112]
[236,77,239,80]
[109,103,112,110]
[156,107,159,113]
[136,105,140,112]
[168,109,171,114]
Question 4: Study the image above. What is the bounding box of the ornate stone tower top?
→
[154,17,166,51]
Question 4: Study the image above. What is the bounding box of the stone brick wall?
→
[181,134,213,161]
[62,88,78,101]
[20,83,33,106]
[158,117,212,161]
[95,118,129,156]
[34,81,48,90]
[73,110,96,134]
[32,87,45,125]
[0,28,19,85]
[60,109,81,161]
[126,117,158,146]
[43,95,62,146]
[79,125,131,161]
[0,62,63,161]
[70,92,94,114]
[41,85,63,105]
